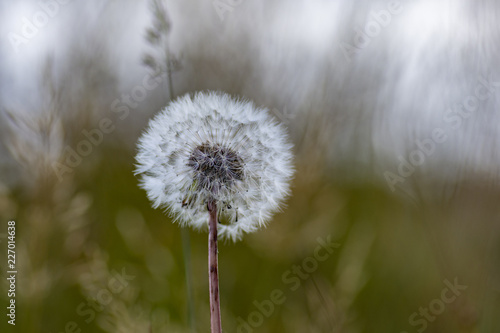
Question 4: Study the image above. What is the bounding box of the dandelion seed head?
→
[135,91,294,241]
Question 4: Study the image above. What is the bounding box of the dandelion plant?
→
[135,91,294,332]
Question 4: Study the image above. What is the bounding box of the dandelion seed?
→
[135,91,294,241]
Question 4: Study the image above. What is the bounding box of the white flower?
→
[135,91,294,241]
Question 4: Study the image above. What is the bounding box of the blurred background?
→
[1,0,500,332]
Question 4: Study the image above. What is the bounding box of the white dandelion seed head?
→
[135,91,294,241]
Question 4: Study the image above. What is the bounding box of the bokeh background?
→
[1,0,500,332]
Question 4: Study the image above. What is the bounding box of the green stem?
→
[181,228,196,331]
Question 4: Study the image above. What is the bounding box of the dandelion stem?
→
[208,200,222,333]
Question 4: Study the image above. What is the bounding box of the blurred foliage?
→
[1,0,500,332]
[1,139,499,332]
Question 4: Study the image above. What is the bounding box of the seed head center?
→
[188,143,243,195]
